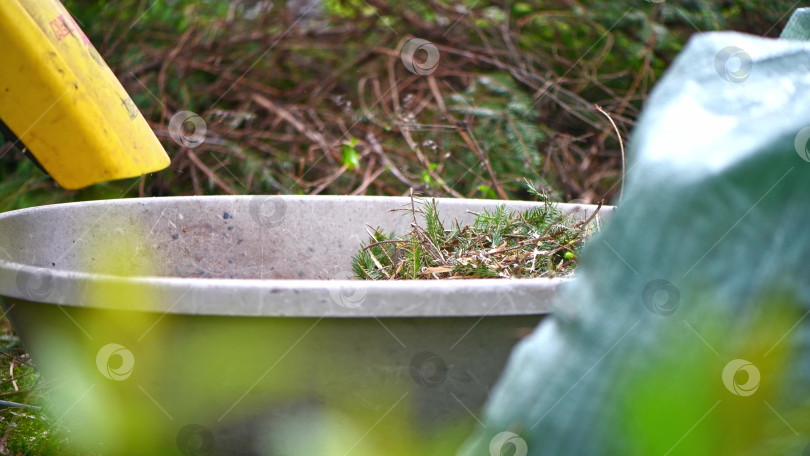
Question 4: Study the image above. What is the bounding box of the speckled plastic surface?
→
[0,195,609,317]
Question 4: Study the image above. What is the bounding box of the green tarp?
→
[461,8,810,456]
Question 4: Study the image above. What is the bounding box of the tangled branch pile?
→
[35,0,790,207]
[0,1,797,211]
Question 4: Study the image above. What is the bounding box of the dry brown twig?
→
[594,105,625,202]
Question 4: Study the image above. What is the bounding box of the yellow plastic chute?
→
[0,0,170,189]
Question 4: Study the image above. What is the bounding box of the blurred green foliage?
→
[0,321,71,454]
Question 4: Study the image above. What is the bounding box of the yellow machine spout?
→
[0,0,170,190]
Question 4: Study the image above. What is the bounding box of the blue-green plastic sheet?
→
[461,8,810,456]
